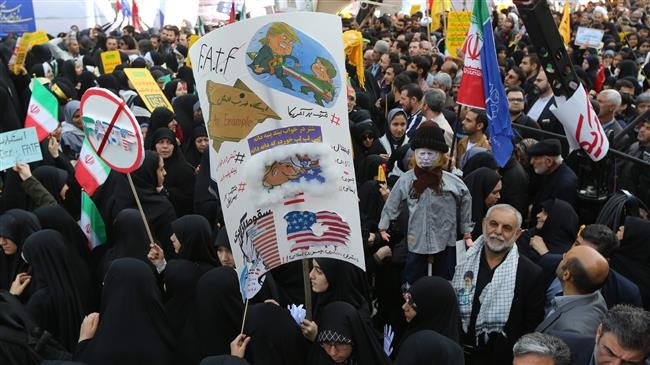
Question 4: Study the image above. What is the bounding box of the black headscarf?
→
[394,330,464,365]
[463,167,501,240]
[171,214,219,270]
[616,60,637,79]
[78,258,174,365]
[33,205,95,311]
[610,217,650,310]
[0,209,40,289]
[461,151,498,176]
[145,107,176,150]
[243,303,308,365]
[311,301,391,365]
[112,151,177,255]
[172,94,199,149]
[102,208,152,275]
[22,230,84,351]
[184,124,208,168]
[400,277,461,344]
[312,258,371,320]
[163,79,182,103]
[177,267,244,364]
[536,199,579,254]
[32,165,68,203]
[163,259,203,334]
[152,128,196,216]
[352,119,387,157]
[59,59,79,86]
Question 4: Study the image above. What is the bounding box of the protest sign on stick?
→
[190,13,365,314]
[80,87,153,243]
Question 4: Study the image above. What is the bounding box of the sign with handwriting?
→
[190,12,364,299]
[0,127,42,171]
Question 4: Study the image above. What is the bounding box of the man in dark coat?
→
[528,139,579,222]
[452,204,545,365]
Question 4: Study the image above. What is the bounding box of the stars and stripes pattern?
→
[284,211,351,252]
[249,213,281,268]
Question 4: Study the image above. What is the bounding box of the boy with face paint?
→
[379,121,474,283]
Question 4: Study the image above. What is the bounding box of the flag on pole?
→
[25,79,59,142]
[456,0,513,167]
[559,0,571,45]
[428,0,446,31]
[120,0,132,17]
[75,138,111,196]
[132,0,141,31]
[240,0,246,21]
[229,0,236,24]
[80,191,107,250]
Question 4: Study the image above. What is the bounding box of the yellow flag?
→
[559,0,571,45]
[343,30,365,90]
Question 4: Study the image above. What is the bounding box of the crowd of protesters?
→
[1,0,650,364]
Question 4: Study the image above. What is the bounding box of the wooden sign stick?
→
[126,172,156,245]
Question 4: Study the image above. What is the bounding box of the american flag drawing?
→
[284,211,351,252]
[248,213,281,269]
[283,193,305,206]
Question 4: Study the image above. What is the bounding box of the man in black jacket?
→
[528,139,579,222]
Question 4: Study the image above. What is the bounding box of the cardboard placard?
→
[446,11,472,56]
[80,88,144,173]
[575,27,605,48]
[190,13,364,299]
[123,68,174,112]
[100,51,122,74]
[0,127,42,170]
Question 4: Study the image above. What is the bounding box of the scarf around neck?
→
[411,165,442,198]
[452,236,519,344]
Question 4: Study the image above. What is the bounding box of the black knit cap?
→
[409,121,449,153]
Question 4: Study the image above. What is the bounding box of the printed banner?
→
[550,84,609,161]
[123,68,174,112]
[100,51,122,74]
[190,12,365,299]
[0,127,42,170]
[446,11,471,57]
[0,0,36,35]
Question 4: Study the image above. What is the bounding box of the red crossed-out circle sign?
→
[80,87,144,173]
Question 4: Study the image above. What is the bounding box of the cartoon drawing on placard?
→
[246,143,339,205]
[262,155,324,189]
[284,210,351,252]
[205,79,280,152]
[247,22,340,107]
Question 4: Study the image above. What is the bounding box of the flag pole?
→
[126,172,156,245]
[240,299,249,334]
[302,258,312,320]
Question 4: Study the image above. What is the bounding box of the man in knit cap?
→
[379,121,473,283]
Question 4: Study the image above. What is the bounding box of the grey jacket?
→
[536,291,607,336]
[378,169,473,254]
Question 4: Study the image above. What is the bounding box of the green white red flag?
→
[75,138,110,196]
[25,79,59,141]
[80,191,107,250]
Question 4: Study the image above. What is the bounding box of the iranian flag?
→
[80,191,106,250]
[75,138,110,196]
[25,79,59,142]
[456,0,513,167]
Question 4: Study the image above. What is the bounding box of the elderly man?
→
[527,139,578,220]
[536,245,609,336]
[368,40,390,80]
[422,89,454,147]
[597,89,628,143]
[513,333,571,365]
[453,204,545,365]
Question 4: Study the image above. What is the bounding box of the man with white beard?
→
[526,139,579,223]
[452,204,545,365]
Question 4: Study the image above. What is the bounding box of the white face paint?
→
[415,148,439,168]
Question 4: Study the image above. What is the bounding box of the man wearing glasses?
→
[507,86,541,142]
